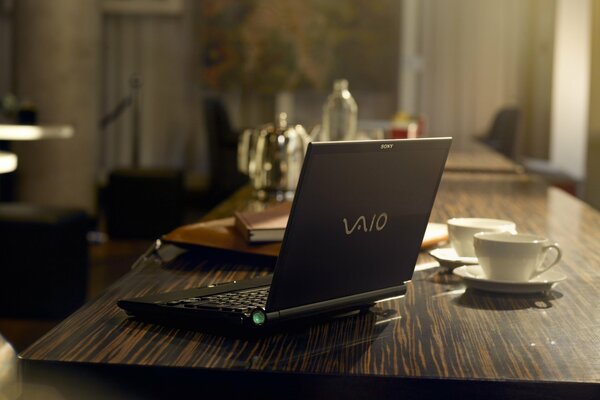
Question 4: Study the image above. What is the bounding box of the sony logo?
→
[380,144,394,150]
[343,213,388,235]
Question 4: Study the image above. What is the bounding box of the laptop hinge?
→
[266,283,408,322]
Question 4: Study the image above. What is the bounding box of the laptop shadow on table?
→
[421,268,464,285]
[253,307,401,371]
[453,288,564,311]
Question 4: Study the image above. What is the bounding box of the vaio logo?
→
[343,213,388,235]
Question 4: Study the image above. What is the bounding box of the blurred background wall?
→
[1,0,599,213]
[420,0,555,159]
[11,0,100,213]
[100,0,204,181]
[585,0,600,209]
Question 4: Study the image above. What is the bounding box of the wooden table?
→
[19,175,600,399]
[445,137,523,174]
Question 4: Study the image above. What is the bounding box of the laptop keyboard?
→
[160,286,270,313]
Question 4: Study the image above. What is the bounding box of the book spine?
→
[233,212,252,243]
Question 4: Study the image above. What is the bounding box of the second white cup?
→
[447,218,517,257]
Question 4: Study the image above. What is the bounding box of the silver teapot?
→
[252,113,310,200]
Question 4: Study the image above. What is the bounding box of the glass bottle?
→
[321,79,358,141]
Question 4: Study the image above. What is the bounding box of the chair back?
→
[483,107,520,159]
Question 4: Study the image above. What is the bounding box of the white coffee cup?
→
[473,232,562,282]
[447,218,516,257]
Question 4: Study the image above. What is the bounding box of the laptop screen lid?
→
[266,138,451,312]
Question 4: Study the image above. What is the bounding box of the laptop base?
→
[123,304,379,338]
[118,275,406,337]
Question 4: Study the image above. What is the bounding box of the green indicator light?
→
[252,310,266,326]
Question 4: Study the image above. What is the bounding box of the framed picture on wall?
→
[102,0,183,15]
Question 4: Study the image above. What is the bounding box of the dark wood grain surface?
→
[445,137,524,173]
[20,173,600,399]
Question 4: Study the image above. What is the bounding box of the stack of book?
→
[233,202,291,243]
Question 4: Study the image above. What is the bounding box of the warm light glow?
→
[0,151,17,174]
[550,0,591,180]
[0,124,74,140]
[375,294,406,304]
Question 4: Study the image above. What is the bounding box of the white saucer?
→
[428,247,478,269]
[453,265,567,294]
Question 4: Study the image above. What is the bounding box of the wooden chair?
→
[480,107,520,160]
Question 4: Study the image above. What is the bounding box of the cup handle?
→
[534,243,562,276]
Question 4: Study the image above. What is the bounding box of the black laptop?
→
[118,138,451,333]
